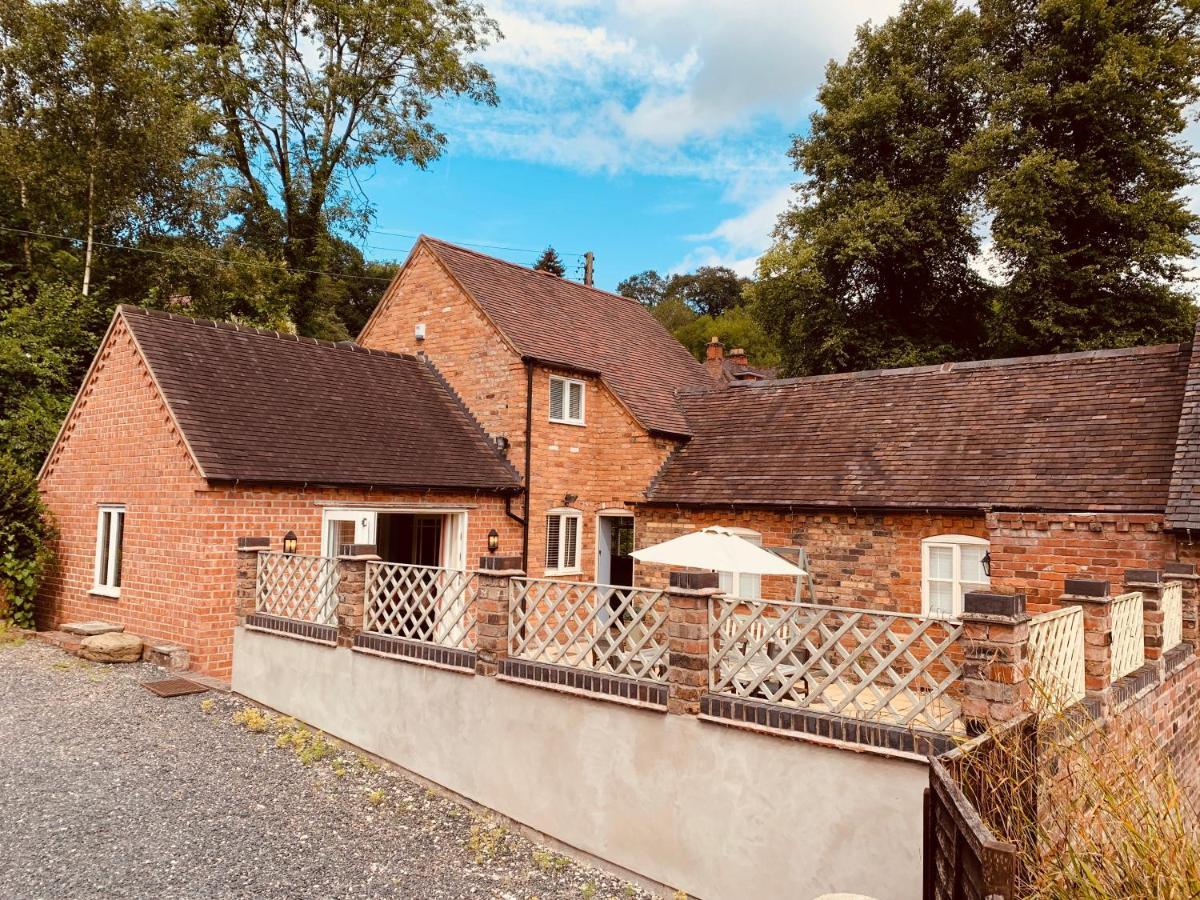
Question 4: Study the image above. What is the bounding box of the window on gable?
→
[717,528,763,600]
[93,505,126,597]
[549,376,585,425]
[922,534,989,618]
[545,510,582,574]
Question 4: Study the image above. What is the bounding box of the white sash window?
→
[549,376,585,425]
[922,534,989,618]
[545,509,582,574]
[93,505,126,597]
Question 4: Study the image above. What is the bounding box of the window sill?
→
[548,418,586,428]
[544,568,582,578]
[89,587,120,600]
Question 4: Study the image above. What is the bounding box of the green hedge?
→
[0,455,53,628]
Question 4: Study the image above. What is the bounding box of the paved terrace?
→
[0,637,651,900]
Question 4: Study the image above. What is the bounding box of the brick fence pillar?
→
[1058,578,1114,710]
[476,555,523,676]
[961,591,1031,735]
[335,545,379,648]
[666,571,719,716]
[235,537,269,624]
[1165,561,1199,646]
[1126,568,1165,672]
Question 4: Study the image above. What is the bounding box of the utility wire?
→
[0,225,397,284]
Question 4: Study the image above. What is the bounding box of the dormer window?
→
[549,376,585,425]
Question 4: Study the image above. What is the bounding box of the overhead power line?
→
[0,225,397,284]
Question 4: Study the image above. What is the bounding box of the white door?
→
[323,509,374,558]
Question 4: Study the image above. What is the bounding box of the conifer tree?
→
[533,246,566,277]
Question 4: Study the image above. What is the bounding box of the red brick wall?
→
[38,317,214,659]
[986,512,1175,611]
[38,315,521,678]
[635,506,1190,615]
[635,507,987,613]
[361,245,682,581]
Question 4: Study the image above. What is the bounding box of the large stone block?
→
[79,631,144,663]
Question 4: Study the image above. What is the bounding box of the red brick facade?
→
[361,243,680,581]
[37,315,520,677]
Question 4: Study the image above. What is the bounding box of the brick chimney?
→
[704,336,724,380]
[728,347,748,367]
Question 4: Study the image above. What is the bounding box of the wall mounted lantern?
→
[487,529,500,554]
[563,493,578,507]
[981,551,992,577]
[283,530,298,555]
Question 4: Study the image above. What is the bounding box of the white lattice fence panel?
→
[1028,606,1085,711]
[1162,581,1184,653]
[1110,591,1145,681]
[509,578,668,682]
[708,597,964,732]
[364,562,478,650]
[256,552,340,625]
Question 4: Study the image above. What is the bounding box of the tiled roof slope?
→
[119,306,520,491]
[1167,322,1200,529]
[648,344,1192,512]
[420,237,714,436]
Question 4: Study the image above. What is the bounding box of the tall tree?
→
[533,246,566,277]
[976,0,1200,353]
[0,0,213,296]
[758,0,991,376]
[184,0,500,336]
[668,266,747,318]
[616,269,667,306]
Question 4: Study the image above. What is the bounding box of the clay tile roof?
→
[1167,323,1200,530]
[118,306,520,492]
[420,237,713,436]
[648,343,1192,513]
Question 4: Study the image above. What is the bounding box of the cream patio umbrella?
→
[630,526,806,577]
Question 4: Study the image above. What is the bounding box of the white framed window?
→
[545,509,582,574]
[718,527,763,600]
[922,534,990,618]
[93,505,126,597]
[549,375,585,425]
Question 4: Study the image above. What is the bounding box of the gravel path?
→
[0,636,653,900]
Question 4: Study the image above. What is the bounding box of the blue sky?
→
[357,1,904,291]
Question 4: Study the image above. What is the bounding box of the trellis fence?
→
[1027,606,1085,711]
[1110,591,1145,681]
[1162,580,1184,653]
[708,596,964,732]
[256,551,340,625]
[364,562,478,650]
[508,578,669,682]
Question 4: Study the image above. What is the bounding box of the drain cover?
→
[142,677,209,698]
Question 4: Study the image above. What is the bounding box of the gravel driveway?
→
[0,636,653,900]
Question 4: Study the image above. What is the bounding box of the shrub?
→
[0,455,53,629]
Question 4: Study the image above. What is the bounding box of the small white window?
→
[549,376,585,425]
[718,528,763,600]
[545,509,582,574]
[93,505,126,597]
[922,534,989,618]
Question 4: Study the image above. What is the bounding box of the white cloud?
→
[445,1,907,271]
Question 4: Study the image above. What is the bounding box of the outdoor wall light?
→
[563,493,578,506]
[283,530,298,555]
[981,551,992,577]
[488,529,500,554]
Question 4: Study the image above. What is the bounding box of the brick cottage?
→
[36,235,1200,676]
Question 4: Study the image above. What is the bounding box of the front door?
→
[597,515,635,587]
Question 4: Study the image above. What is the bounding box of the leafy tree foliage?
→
[758,0,991,376]
[0,455,51,628]
[533,246,566,277]
[760,0,1200,375]
[615,269,667,306]
[668,266,748,318]
[182,0,499,336]
[976,0,1200,353]
[672,305,781,369]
